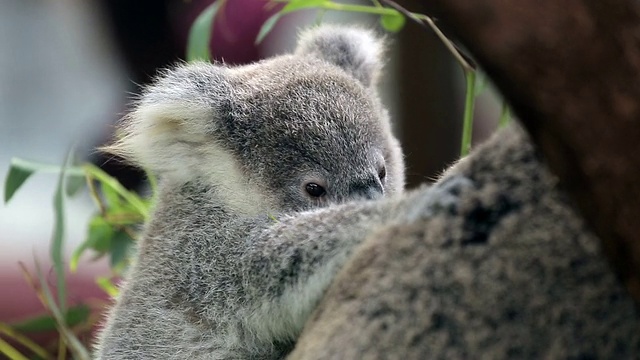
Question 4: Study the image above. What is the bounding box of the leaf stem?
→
[0,338,29,360]
[415,14,475,73]
[460,70,476,157]
[9,158,84,176]
[0,322,51,360]
[272,0,396,15]
[377,0,476,72]
[32,261,91,360]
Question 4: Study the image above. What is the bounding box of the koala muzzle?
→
[349,180,384,201]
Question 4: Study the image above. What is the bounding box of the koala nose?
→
[349,180,384,201]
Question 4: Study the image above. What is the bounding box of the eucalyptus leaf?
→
[4,162,33,204]
[257,0,331,44]
[101,180,123,211]
[12,306,90,333]
[88,216,116,252]
[84,163,149,220]
[110,230,134,268]
[51,152,72,313]
[256,13,282,45]
[64,150,85,197]
[96,276,119,298]
[186,1,223,62]
[380,12,406,32]
[4,158,87,203]
[65,174,85,197]
[70,215,115,271]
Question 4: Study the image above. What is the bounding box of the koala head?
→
[107,25,404,215]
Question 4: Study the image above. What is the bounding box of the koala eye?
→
[378,166,387,181]
[305,183,326,198]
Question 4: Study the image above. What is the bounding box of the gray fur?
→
[288,124,640,359]
[95,26,409,359]
[295,25,385,88]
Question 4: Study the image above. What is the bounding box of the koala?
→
[288,124,640,359]
[95,25,429,359]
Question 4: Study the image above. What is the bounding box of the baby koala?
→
[95,26,419,359]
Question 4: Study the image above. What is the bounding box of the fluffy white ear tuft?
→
[295,25,385,87]
[103,62,230,179]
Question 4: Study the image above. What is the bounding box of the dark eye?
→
[378,166,387,181]
[305,183,326,197]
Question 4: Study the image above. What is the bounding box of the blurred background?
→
[0,0,502,354]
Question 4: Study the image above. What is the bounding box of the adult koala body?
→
[95,26,419,359]
[289,125,640,359]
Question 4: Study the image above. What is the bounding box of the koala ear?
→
[295,25,385,88]
[103,62,232,177]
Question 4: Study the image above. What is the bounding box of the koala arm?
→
[225,178,470,348]
[237,199,407,342]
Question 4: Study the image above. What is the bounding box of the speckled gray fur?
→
[288,124,640,359]
[94,26,416,359]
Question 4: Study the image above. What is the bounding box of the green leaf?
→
[281,0,328,13]
[0,322,51,360]
[51,152,73,313]
[110,230,134,269]
[70,215,114,271]
[65,174,85,197]
[96,276,119,298]
[101,180,123,211]
[11,305,90,333]
[4,158,84,204]
[83,164,149,220]
[4,161,34,204]
[380,11,406,32]
[101,179,148,225]
[88,216,115,252]
[256,13,282,45]
[64,150,85,197]
[186,1,223,62]
[12,315,56,333]
[256,0,330,45]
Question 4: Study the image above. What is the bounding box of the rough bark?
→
[426,0,640,300]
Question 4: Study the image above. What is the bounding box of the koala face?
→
[220,59,394,212]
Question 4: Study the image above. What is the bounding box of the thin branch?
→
[378,0,476,72]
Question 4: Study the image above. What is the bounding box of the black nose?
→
[349,180,384,201]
